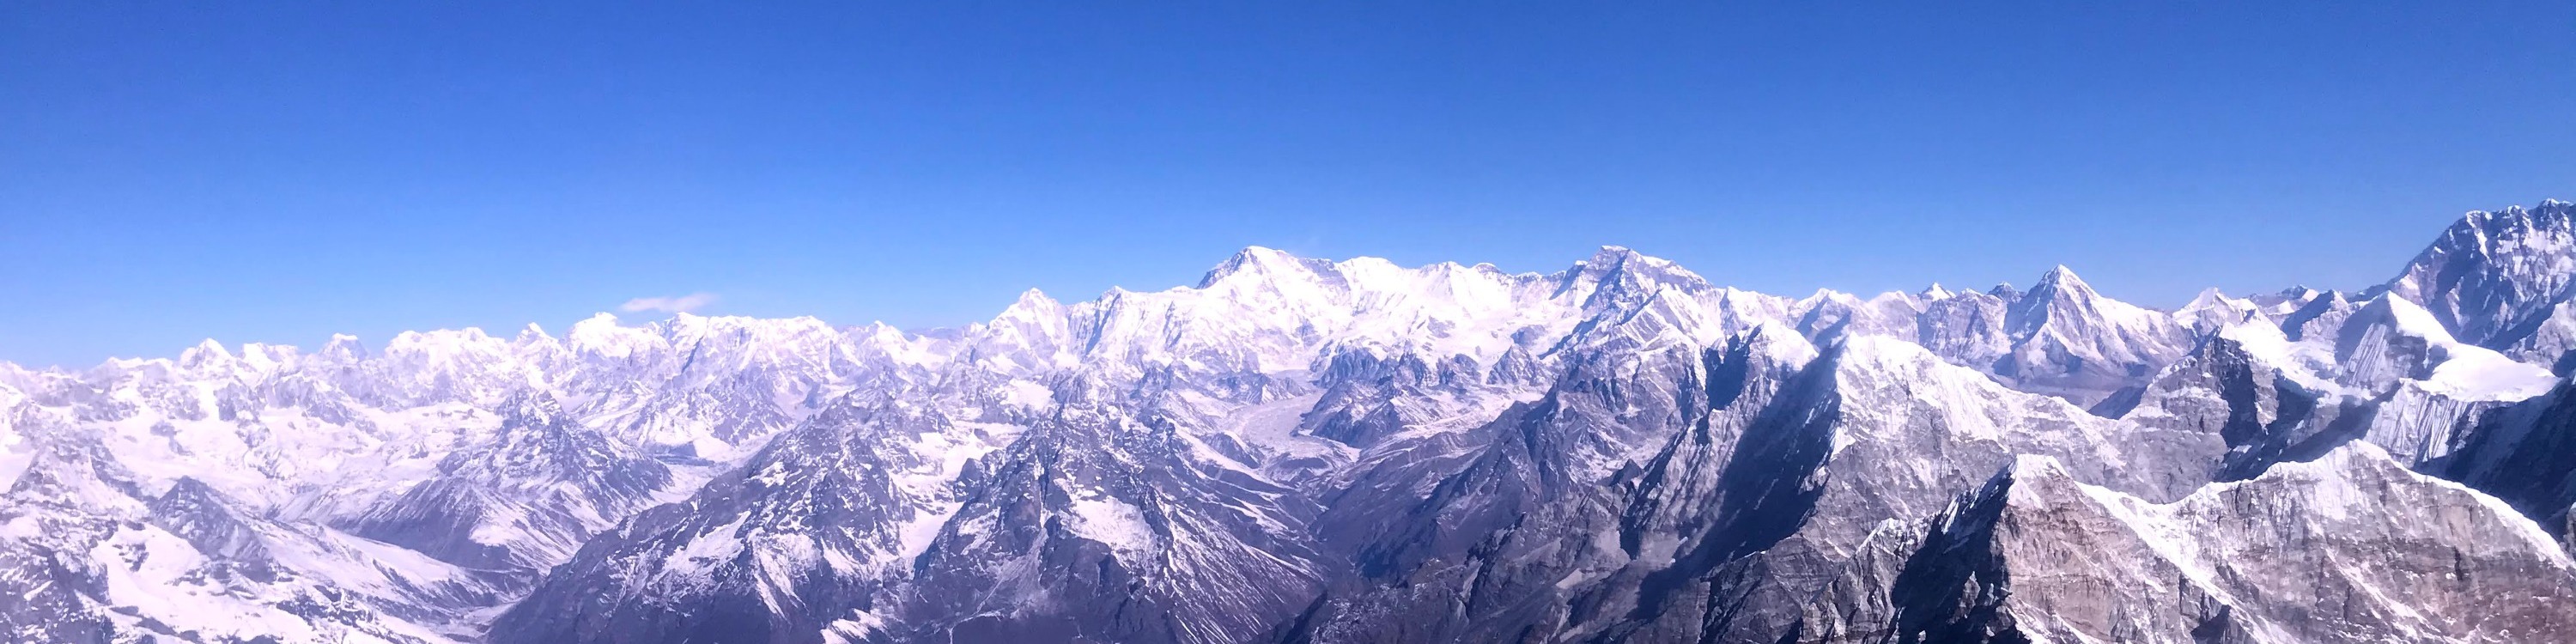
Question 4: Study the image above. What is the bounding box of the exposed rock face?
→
[1989,266,2200,407]
[2428,380,2576,552]
[490,399,993,644]
[1900,445,2576,643]
[345,391,677,590]
[7,204,2576,643]
[2391,199,2576,362]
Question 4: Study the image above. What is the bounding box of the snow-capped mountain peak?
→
[177,337,235,371]
[9,201,2576,644]
[2390,199,2576,360]
[1196,245,1336,289]
[316,333,369,362]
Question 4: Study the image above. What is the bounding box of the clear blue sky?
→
[4,3,2572,368]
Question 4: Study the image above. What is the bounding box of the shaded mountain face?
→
[1893,444,2576,644]
[2391,199,2576,363]
[7,204,2576,643]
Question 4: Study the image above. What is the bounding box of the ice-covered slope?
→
[0,313,918,638]
[6,200,2576,643]
[2391,199,2576,364]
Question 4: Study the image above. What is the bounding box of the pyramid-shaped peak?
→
[1580,245,1662,267]
[317,333,368,361]
[1197,246,1334,289]
[514,323,554,344]
[1566,245,1705,289]
[2003,265,2137,338]
[2310,289,2348,305]
[2035,264,2090,289]
[2180,287,2246,311]
[995,288,1065,321]
[2021,265,2107,308]
[2178,288,2260,331]
[145,477,263,559]
[1230,245,1297,262]
[178,338,234,368]
[153,476,243,513]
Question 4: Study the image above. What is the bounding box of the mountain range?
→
[7,200,2576,643]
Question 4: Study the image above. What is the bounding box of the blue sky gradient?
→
[4,3,2572,367]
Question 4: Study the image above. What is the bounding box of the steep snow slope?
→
[6,201,2576,643]
[2391,199,2576,363]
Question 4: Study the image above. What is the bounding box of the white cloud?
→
[620,292,719,314]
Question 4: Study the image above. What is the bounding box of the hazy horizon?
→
[7,3,2570,367]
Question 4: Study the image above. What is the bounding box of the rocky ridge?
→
[4,203,2576,642]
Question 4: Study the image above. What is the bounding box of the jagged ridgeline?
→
[6,201,2576,643]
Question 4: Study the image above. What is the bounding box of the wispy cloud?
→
[620,292,719,314]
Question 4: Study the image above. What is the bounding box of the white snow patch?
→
[2419,346,2559,401]
[1065,496,1155,555]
